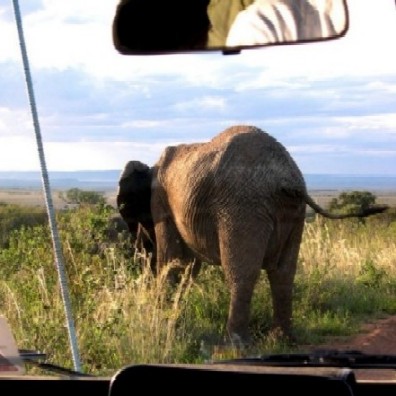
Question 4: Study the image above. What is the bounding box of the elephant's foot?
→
[198,333,248,362]
[227,332,251,349]
[224,325,253,350]
[212,336,250,361]
[268,325,297,346]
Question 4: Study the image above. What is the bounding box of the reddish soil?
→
[304,315,396,381]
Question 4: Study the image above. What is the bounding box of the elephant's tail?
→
[305,194,389,219]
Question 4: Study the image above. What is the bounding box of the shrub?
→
[0,204,47,248]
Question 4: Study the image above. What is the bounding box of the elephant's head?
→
[117,161,156,251]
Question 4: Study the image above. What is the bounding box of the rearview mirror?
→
[112,0,349,55]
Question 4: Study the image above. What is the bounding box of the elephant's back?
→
[210,124,264,145]
[157,125,307,198]
[211,125,292,162]
[210,125,307,195]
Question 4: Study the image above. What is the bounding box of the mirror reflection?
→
[113,0,349,54]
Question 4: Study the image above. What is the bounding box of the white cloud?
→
[173,96,227,112]
[262,113,396,139]
[0,107,33,138]
[364,81,396,94]
[0,139,166,172]
[0,136,41,171]
[281,113,396,141]
[352,149,396,157]
[332,114,396,134]
[1,0,396,175]
[120,120,165,129]
[42,140,163,170]
[290,143,396,157]
[289,144,347,154]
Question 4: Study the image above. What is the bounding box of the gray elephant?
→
[117,125,388,343]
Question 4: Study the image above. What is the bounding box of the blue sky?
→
[0,0,396,175]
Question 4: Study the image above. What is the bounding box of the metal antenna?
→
[12,0,82,372]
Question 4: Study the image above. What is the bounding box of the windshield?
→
[0,0,395,382]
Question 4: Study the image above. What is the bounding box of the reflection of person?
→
[226,0,347,47]
[207,0,255,47]
[113,0,211,53]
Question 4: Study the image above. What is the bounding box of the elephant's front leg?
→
[154,219,191,283]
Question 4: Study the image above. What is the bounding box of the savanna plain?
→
[0,187,396,377]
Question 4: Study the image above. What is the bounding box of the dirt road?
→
[304,315,396,380]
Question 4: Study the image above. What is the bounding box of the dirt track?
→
[303,315,396,380]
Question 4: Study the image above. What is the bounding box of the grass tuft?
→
[0,204,395,375]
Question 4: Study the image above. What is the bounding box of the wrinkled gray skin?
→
[117,125,388,343]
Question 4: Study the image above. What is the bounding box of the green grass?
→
[0,204,395,375]
[0,203,47,248]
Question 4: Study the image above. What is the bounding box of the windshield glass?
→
[0,0,395,382]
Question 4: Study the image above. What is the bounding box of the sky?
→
[0,0,396,175]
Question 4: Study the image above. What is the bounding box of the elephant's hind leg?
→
[266,219,305,340]
[219,226,270,344]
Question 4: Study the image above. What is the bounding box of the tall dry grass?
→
[1,206,395,374]
[299,218,396,279]
[292,217,396,342]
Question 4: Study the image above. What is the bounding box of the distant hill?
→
[304,174,396,192]
[0,170,121,191]
[0,171,395,192]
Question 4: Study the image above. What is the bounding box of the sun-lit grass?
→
[293,217,396,343]
[0,204,396,375]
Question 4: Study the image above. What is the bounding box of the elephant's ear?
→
[117,161,153,228]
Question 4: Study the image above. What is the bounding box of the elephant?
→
[117,125,388,343]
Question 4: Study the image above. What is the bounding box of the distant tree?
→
[328,191,377,214]
[328,191,379,224]
[60,188,106,206]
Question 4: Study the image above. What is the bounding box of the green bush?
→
[59,188,106,205]
[0,204,48,248]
